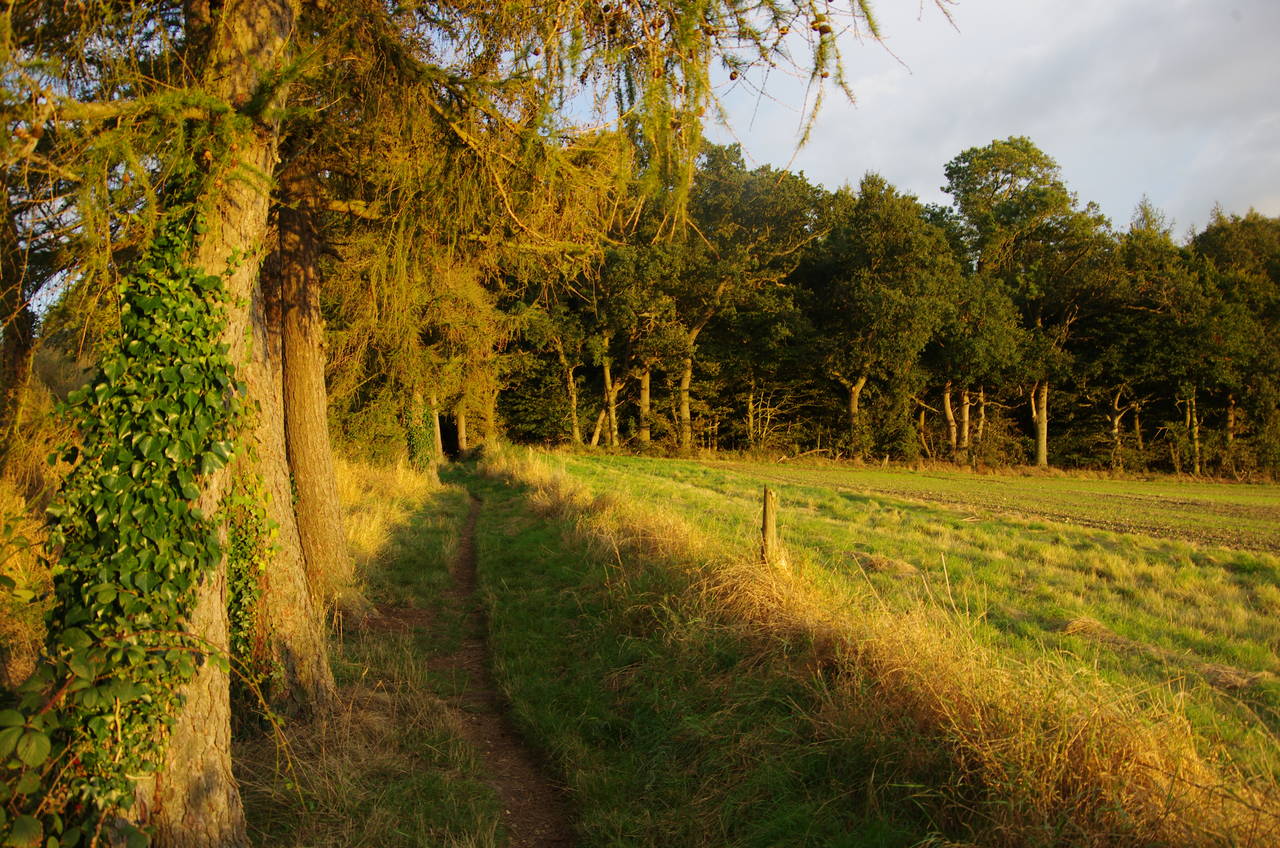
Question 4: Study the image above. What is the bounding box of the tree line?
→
[439,136,1278,477]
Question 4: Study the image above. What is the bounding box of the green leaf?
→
[15,729,50,767]
[14,771,39,795]
[0,710,24,728]
[60,628,92,650]
[5,815,41,847]
[0,726,22,758]
[68,652,94,680]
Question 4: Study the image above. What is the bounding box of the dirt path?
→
[437,494,575,848]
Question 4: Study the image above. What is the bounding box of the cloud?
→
[708,0,1280,233]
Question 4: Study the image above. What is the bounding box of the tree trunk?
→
[251,249,337,714]
[1189,391,1201,476]
[917,408,932,459]
[1031,381,1049,468]
[844,375,867,455]
[1109,389,1126,471]
[678,355,694,452]
[429,392,444,460]
[1225,393,1237,474]
[0,178,35,478]
[746,384,755,448]
[977,385,987,447]
[135,2,301,843]
[588,407,605,447]
[602,358,620,448]
[638,365,651,446]
[959,388,971,460]
[456,406,468,452]
[1226,394,1236,445]
[554,342,581,444]
[278,186,360,616]
[942,381,957,459]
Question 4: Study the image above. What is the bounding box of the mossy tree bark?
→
[0,181,36,477]
[278,177,360,614]
[132,1,301,844]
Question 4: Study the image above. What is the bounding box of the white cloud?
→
[708,0,1280,233]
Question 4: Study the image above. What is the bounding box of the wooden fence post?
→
[762,486,781,566]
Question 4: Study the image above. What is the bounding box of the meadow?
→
[472,449,1280,845]
[549,454,1280,767]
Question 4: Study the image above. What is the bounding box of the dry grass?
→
[334,458,442,574]
[236,631,500,848]
[483,446,1280,847]
[237,458,497,846]
[0,478,51,691]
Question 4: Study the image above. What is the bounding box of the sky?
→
[706,0,1280,238]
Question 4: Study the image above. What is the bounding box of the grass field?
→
[450,447,1280,847]
[715,459,1280,552]
[541,454,1280,775]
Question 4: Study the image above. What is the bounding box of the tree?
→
[801,175,959,457]
[666,143,821,451]
[943,136,1113,467]
[1192,209,1280,474]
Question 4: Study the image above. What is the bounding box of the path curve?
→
[438,494,575,848]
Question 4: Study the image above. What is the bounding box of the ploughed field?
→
[546,453,1280,776]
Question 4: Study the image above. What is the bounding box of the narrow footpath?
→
[435,494,575,848]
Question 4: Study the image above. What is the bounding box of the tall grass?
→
[483,447,1280,846]
[0,479,50,692]
[236,458,501,847]
[560,453,1280,774]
